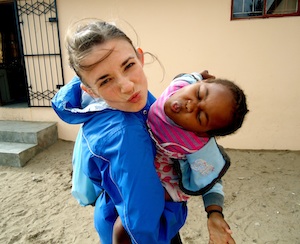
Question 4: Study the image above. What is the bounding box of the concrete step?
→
[0,141,37,167]
[0,120,58,167]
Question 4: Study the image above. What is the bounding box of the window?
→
[232,0,300,19]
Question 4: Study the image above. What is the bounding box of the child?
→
[113,71,248,243]
[148,71,248,202]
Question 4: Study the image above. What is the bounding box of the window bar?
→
[37,2,47,106]
[54,0,65,90]
[264,0,267,15]
[32,0,44,106]
[45,10,55,100]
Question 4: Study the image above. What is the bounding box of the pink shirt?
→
[147,76,210,201]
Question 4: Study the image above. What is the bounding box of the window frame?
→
[231,0,300,20]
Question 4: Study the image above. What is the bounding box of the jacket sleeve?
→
[51,76,87,124]
[202,180,224,209]
[102,123,187,243]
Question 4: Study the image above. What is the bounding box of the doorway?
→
[0,1,27,106]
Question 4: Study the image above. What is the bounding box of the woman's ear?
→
[80,83,97,98]
[136,48,144,65]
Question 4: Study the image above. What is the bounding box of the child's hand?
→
[201,70,216,80]
[207,212,235,244]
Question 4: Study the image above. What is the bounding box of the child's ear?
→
[136,48,144,65]
[80,83,97,98]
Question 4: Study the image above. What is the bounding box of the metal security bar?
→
[15,0,64,107]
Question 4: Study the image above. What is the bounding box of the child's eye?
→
[197,112,203,125]
[198,85,207,101]
[198,92,201,101]
[198,87,202,100]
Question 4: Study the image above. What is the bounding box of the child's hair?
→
[65,19,134,83]
[205,78,248,137]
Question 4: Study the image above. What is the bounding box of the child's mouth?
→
[170,101,181,113]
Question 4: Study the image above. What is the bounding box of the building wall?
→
[1,0,300,150]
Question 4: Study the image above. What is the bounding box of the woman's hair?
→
[206,78,249,137]
[65,19,134,82]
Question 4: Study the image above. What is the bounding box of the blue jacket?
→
[52,76,187,243]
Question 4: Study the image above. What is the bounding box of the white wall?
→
[3,0,299,150]
[56,0,300,150]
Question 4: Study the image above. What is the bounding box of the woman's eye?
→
[125,62,134,70]
[100,78,111,87]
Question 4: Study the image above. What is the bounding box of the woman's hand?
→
[207,212,235,244]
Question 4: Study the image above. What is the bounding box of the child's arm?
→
[206,205,235,244]
[173,70,215,81]
[200,70,215,80]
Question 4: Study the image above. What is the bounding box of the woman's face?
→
[164,81,234,135]
[80,39,148,112]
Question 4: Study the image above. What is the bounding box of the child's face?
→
[79,39,148,112]
[164,81,234,136]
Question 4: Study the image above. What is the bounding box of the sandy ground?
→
[0,140,299,244]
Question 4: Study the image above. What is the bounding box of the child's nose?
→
[186,100,201,112]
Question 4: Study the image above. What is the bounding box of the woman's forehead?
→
[81,39,135,67]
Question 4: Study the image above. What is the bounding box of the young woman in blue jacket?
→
[52,19,235,244]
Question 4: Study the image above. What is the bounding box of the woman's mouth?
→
[128,92,141,103]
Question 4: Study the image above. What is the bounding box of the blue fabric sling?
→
[174,137,230,196]
[71,128,98,206]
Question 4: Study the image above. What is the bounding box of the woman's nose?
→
[118,77,134,94]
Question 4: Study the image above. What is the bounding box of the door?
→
[0,1,27,106]
[15,0,64,107]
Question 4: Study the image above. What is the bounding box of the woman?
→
[52,19,235,244]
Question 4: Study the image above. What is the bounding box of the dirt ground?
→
[0,140,299,244]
